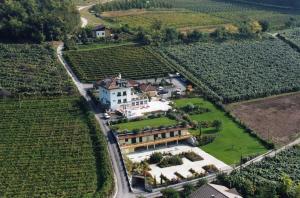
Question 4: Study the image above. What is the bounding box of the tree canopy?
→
[0,0,80,42]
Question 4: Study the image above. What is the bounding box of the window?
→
[139,137,143,143]
[123,91,127,96]
[136,102,139,105]
[144,100,148,104]
[123,99,127,103]
[132,138,136,144]
[125,138,128,142]
[117,92,121,96]
[154,134,158,140]
[112,92,115,95]
[140,101,144,105]
[118,100,121,104]
[162,133,166,138]
[102,32,105,35]
[178,130,181,136]
[132,102,135,106]
[170,131,174,137]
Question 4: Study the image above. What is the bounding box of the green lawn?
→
[115,117,176,131]
[174,98,267,165]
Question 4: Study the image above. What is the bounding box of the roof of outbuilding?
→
[189,184,242,198]
[93,24,106,31]
[139,83,156,92]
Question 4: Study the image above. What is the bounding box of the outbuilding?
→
[92,25,110,38]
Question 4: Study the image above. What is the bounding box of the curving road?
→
[77,5,94,28]
[57,43,134,198]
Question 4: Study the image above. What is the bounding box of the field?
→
[228,92,300,145]
[115,117,177,131]
[222,145,300,197]
[102,10,227,30]
[280,28,300,47]
[0,97,113,197]
[64,45,173,82]
[160,39,300,103]
[174,98,267,164]
[0,44,74,97]
[0,43,114,197]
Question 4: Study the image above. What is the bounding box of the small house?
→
[190,183,242,198]
[92,25,110,38]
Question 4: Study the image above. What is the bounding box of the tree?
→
[187,30,203,42]
[135,30,152,45]
[259,20,270,32]
[279,173,293,196]
[182,184,195,198]
[197,178,207,187]
[211,27,229,41]
[212,120,222,131]
[149,152,163,164]
[161,188,180,198]
[164,27,178,43]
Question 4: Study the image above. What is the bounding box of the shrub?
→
[149,152,163,164]
[158,155,183,168]
[181,151,203,162]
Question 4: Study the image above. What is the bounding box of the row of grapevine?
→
[64,45,174,82]
[280,28,300,47]
[159,38,300,103]
[0,44,74,97]
[0,97,113,197]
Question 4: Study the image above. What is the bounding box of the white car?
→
[104,113,111,119]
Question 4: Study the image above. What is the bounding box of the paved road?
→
[57,43,134,198]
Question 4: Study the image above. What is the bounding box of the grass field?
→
[228,92,300,145]
[160,39,300,103]
[115,117,177,131]
[0,97,113,197]
[64,45,173,82]
[102,10,227,30]
[174,98,267,164]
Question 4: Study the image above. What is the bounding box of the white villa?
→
[98,74,171,118]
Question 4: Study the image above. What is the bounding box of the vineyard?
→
[0,97,114,197]
[222,145,300,196]
[159,39,300,102]
[280,28,300,47]
[0,44,74,97]
[64,45,173,82]
[103,10,227,30]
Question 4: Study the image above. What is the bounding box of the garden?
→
[64,45,173,82]
[160,39,300,103]
[173,98,267,164]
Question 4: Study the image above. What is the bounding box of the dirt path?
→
[77,5,95,28]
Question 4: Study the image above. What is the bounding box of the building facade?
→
[98,75,149,111]
[117,125,191,153]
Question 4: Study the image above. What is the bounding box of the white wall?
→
[99,86,132,110]
[96,30,105,38]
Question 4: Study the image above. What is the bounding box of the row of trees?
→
[91,0,173,13]
[0,0,80,42]
[134,19,270,45]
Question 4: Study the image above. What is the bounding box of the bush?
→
[149,152,163,164]
[181,152,203,162]
[161,188,180,198]
[158,155,183,168]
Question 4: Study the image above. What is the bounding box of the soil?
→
[228,92,300,145]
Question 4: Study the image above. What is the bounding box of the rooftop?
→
[98,74,137,90]
[190,183,242,198]
[93,24,106,31]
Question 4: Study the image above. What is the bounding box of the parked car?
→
[104,113,111,119]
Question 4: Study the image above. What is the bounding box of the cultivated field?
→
[160,39,300,103]
[223,145,300,197]
[0,97,114,197]
[174,98,267,164]
[280,28,300,47]
[102,10,227,30]
[228,92,300,145]
[64,45,173,82]
[0,44,74,97]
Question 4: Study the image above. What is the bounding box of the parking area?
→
[127,145,231,183]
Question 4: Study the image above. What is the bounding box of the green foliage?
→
[0,97,114,197]
[160,39,300,103]
[149,152,163,164]
[0,0,80,42]
[161,188,180,198]
[222,146,300,197]
[0,44,74,98]
[64,45,173,82]
[158,155,183,168]
[91,0,173,13]
[182,184,195,198]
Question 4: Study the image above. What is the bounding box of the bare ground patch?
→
[227,92,300,145]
